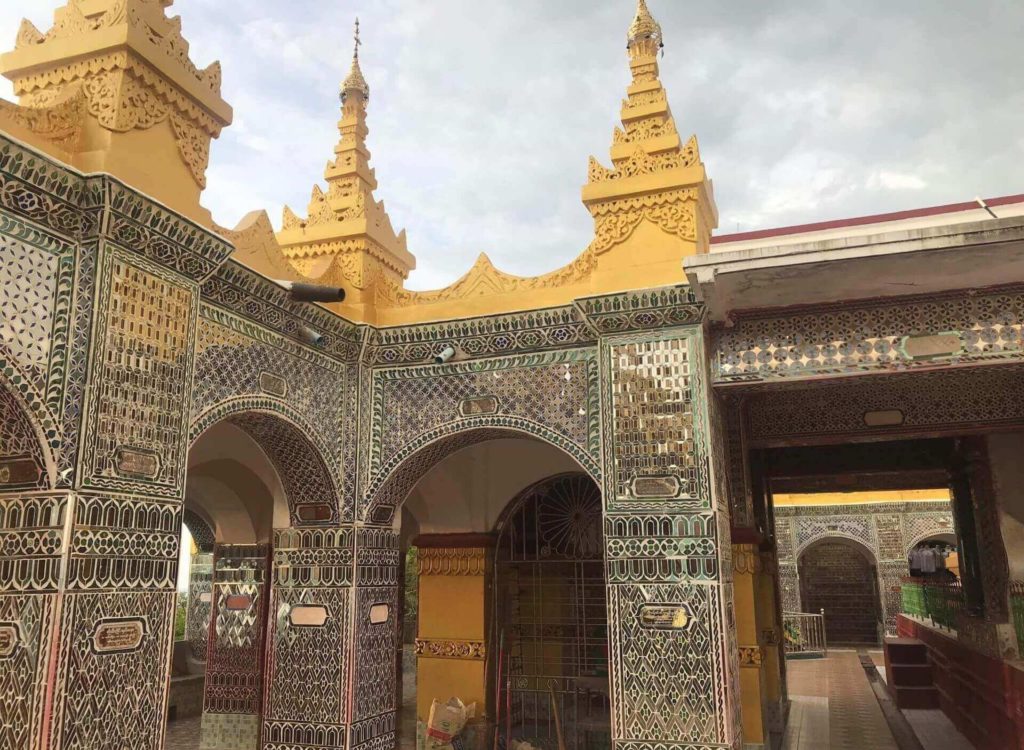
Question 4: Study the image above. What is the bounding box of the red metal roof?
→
[711,193,1024,245]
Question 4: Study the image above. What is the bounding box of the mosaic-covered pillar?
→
[200,544,272,749]
[600,326,740,750]
[262,527,354,750]
[187,552,215,662]
[184,510,217,664]
[755,549,787,741]
[952,438,1017,657]
[0,156,229,750]
[873,512,907,637]
[773,517,801,615]
[347,527,402,750]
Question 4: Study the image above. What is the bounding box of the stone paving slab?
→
[782,650,899,750]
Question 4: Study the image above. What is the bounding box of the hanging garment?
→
[920,547,938,574]
[908,549,919,576]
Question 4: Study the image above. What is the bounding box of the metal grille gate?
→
[493,474,611,750]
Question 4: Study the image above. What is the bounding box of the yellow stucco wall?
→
[416,548,489,723]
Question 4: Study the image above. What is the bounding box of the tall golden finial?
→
[341,17,369,103]
[628,0,663,60]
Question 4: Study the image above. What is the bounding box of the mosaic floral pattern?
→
[52,590,176,750]
[0,592,54,749]
[79,251,198,498]
[714,288,1024,384]
[746,365,1024,446]
[371,351,598,481]
[204,544,271,720]
[600,329,738,749]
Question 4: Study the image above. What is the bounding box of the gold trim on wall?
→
[738,646,764,668]
[417,547,487,576]
[731,544,763,575]
[414,638,486,660]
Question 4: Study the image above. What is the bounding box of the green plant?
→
[174,594,188,641]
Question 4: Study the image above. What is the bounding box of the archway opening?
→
[167,412,332,750]
[798,538,882,646]
[907,534,959,579]
[379,432,606,750]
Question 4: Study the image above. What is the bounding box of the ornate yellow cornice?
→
[328,0,718,325]
[0,1,721,327]
[583,0,716,267]
[0,0,232,222]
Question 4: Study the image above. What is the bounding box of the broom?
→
[492,629,504,750]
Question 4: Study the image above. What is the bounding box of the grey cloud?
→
[1,0,1020,290]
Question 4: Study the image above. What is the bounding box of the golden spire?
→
[277,15,413,316]
[628,0,663,61]
[341,18,369,102]
[0,0,232,221]
[581,0,717,266]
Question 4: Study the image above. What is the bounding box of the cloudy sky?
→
[1,0,1021,289]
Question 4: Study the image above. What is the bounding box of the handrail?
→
[782,609,828,658]
[900,576,963,631]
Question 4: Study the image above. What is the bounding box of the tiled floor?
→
[165,715,200,750]
[903,709,974,750]
[163,649,975,750]
[781,650,900,749]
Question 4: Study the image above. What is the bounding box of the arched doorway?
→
[362,428,606,750]
[907,533,959,579]
[0,382,57,748]
[798,538,882,646]
[493,473,610,750]
[166,409,336,750]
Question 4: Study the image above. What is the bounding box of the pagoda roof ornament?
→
[341,18,369,103]
[628,0,663,57]
[277,17,413,321]
[0,0,232,222]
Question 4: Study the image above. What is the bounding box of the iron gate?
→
[493,474,610,750]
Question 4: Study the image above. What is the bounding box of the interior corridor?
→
[783,651,898,750]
